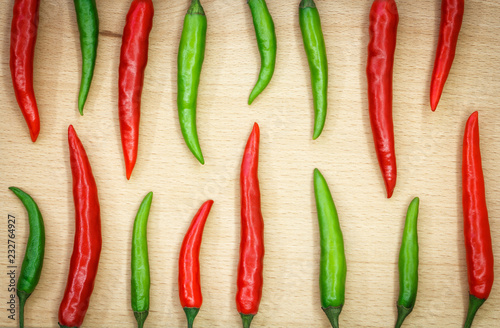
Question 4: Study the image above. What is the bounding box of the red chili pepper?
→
[430,0,464,111]
[462,111,494,327]
[59,125,102,328]
[236,123,264,328]
[10,0,41,142]
[366,0,399,199]
[178,200,214,328]
[119,0,154,180]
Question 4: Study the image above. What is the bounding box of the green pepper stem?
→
[464,294,486,328]
[240,313,254,328]
[134,311,149,328]
[188,0,205,15]
[322,305,342,328]
[17,290,30,328]
[183,307,200,328]
[395,304,413,328]
[299,0,317,9]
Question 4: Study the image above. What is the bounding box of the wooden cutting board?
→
[1,0,499,327]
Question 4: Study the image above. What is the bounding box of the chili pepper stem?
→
[463,294,486,328]
[322,305,342,328]
[395,304,412,328]
[300,0,316,8]
[134,311,149,328]
[183,307,200,328]
[188,0,204,15]
[17,290,29,328]
[240,313,254,328]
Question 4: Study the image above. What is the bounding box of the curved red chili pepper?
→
[236,123,264,327]
[430,0,464,111]
[366,0,398,198]
[59,125,102,328]
[178,200,214,327]
[10,0,41,142]
[119,0,154,180]
[462,112,494,300]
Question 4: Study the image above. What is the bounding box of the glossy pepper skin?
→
[462,112,494,328]
[247,0,277,105]
[9,187,45,328]
[430,0,464,111]
[366,0,399,199]
[313,169,346,328]
[73,0,99,115]
[119,0,154,180]
[10,0,41,142]
[299,0,328,140]
[395,197,420,328]
[59,125,102,328]
[237,123,264,328]
[179,200,214,328]
[178,0,207,165]
[131,192,153,328]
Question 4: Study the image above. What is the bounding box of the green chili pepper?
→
[247,0,277,105]
[9,187,45,328]
[178,0,207,165]
[313,169,346,328]
[299,0,328,140]
[395,197,420,328]
[73,0,99,115]
[131,192,153,328]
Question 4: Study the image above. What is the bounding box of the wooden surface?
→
[1,0,500,327]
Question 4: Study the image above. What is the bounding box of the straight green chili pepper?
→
[247,0,277,105]
[9,187,45,328]
[313,169,346,328]
[299,0,328,140]
[395,197,420,328]
[178,0,207,165]
[131,192,153,328]
[73,0,98,115]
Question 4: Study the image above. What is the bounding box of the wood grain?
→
[1,0,499,327]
